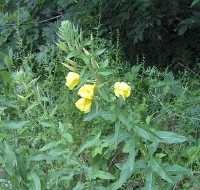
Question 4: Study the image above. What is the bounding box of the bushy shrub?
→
[1,0,199,70]
[99,0,200,68]
[0,0,100,53]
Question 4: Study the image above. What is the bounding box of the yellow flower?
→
[78,84,95,100]
[65,72,80,90]
[75,98,92,113]
[114,82,131,99]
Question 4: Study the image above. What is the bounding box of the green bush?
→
[0,0,100,53]
[98,0,200,68]
[1,0,199,69]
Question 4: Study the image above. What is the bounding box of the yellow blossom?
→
[75,98,92,113]
[78,84,95,100]
[114,82,131,99]
[65,72,80,90]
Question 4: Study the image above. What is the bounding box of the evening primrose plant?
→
[57,20,192,189]
[0,19,199,190]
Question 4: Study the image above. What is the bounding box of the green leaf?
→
[165,164,192,176]
[30,149,67,161]
[39,121,54,128]
[30,154,56,161]
[145,171,153,190]
[155,131,187,144]
[185,145,200,163]
[2,142,17,176]
[134,126,158,142]
[134,160,147,172]
[83,111,102,121]
[84,111,115,122]
[163,164,192,183]
[73,182,85,190]
[0,71,12,84]
[3,120,29,129]
[118,113,158,142]
[191,0,200,7]
[98,70,113,76]
[87,168,115,180]
[178,25,188,35]
[150,159,173,184]
[110,139,135,190]
[63,132,74,143]
[4,55,13,68]
[78,132,101,154]
[114,122,120,147]
[29,172,41,190]
[145,116,151,125]
[118,113,132,130]
[58,122,74,143]
[39,141,61,152]
[95,48,106,56]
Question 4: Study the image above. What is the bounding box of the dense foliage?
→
[0,1,200,190]
[1,0,200,69]
[99,0,200,68]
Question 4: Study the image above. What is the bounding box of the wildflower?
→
[65,72,80,90]
[75,98,92,113]
[114,82,131,99]
[78,84,95,100]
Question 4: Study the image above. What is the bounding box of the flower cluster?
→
[65,72,132,113]
[75,84,95,113]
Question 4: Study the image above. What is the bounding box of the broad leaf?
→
[145,170,153,190]
[150,159,173,184]
[73,182,85,190]
[39,141,61,152]
[155,131,187,144]
[2,142,17,176]
[134,126,158,142]
[29,172,41,190]
[110,139,135,190]
[78,133,101,154]
[3,120,29,129]
[84,111,115,122]
[191,0,200,7]
[86,167,115,180]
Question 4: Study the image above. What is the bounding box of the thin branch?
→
[177,62,200,78]
[0,14,64,29]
